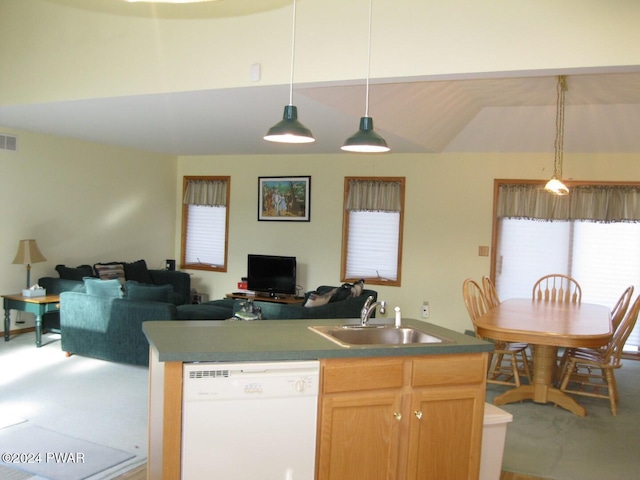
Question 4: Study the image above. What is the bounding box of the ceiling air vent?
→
[0,134,18,152]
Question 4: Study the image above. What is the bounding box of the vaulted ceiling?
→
[2,71,640,155]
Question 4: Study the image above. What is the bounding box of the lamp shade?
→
[544,178,569,196]
[12,239,47,265]
[341,117,390,153]
[264,105,315,144]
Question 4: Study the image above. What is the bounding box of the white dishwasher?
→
[181,360,320,480]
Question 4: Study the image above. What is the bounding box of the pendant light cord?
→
[364,0,373,117]
[288,0,298,106]
[554,75,567,179]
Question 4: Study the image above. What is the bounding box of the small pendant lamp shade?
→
[544,178,569,196]
[341,116,390,153]
[13,239,47,289]
[544,76,569,196]
[263,0,315,144]
[264,105,315,144]
[341,0,389,153]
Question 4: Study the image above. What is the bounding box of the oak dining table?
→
[474,298,612,416]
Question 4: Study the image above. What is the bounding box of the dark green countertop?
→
[143,318,493,363]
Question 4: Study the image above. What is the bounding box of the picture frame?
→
[258,176,311,222]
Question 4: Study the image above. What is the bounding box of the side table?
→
[2,294,61,347]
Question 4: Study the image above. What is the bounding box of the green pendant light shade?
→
[341,0,389,153]
[263,0,315,144]
[264,105,315,143]
[341,116,389,152]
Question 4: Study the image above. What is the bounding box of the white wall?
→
[3,128,639,336]
[0,128,177,332]
[178,152,640,333]
[3,0,640,335]
[2,0,639,105]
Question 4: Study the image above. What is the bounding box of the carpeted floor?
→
[0,331,148,479]
[488,358,640,480]
[3,330,637,480]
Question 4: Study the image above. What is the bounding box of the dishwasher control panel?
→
[183,360,320,401]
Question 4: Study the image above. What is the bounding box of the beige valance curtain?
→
[346,180,402,212]
[183,179,228,207]
[497,183,640,222]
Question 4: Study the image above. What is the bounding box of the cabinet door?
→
[317,391,403,480]
[406,385,484,480]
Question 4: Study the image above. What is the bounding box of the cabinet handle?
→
[394,412,402,421]
[414,410,423,420]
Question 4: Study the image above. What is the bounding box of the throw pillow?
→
[304,288,337,308]
[55,264,94,281]
[94,263,126,284]
[123,259,153,284]
[125,281,173,303]
[84,277,124,298]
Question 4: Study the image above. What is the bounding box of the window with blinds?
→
[341,177,405,286]
[496,217,640,310]
[493,180,640,353]
[181,176,230,272]
[184,205,227,267]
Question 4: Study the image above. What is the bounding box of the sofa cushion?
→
[56,264,94,281]
[123,259,153,284]
[94,263,126,283]
[125,281,173,303]
[177,299,236,320]
[304,288,337,307]
[84,277,124,298]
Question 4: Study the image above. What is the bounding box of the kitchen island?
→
[143,318,493,480]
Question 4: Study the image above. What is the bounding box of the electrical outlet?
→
[421,301,430,318]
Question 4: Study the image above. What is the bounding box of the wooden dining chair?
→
[463,278,531,387]
[482,275,501,308]
[483,275,535,369]
[611,285,635,332]
[559,293,640,415]
[558,285,634,380]
[532,274,582,303]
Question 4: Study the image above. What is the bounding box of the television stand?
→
[226,293,304,305]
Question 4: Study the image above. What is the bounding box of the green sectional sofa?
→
[177,285,378,321]
[60,291,178,366]
[38,260,191,366]
[38,266,377,367]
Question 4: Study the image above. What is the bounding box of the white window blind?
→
[571,222,640,306]
[346,211,400,281]
[495,218,571,299]
[496,218,640,308]
[184,204,226,267]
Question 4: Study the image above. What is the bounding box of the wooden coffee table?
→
[3,293,61,347]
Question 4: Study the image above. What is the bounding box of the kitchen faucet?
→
[360,296,386,326]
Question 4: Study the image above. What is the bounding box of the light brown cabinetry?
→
[316,353,487,480]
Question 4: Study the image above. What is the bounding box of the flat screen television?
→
[247,254,297,297]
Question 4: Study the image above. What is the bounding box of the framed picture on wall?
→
[258,176,311,221]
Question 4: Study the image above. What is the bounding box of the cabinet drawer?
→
[411,353,486,387]
[322,357,404,394]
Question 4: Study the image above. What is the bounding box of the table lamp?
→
[12,239,47,289]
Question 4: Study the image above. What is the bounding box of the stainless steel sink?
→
[309,325,450,348]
